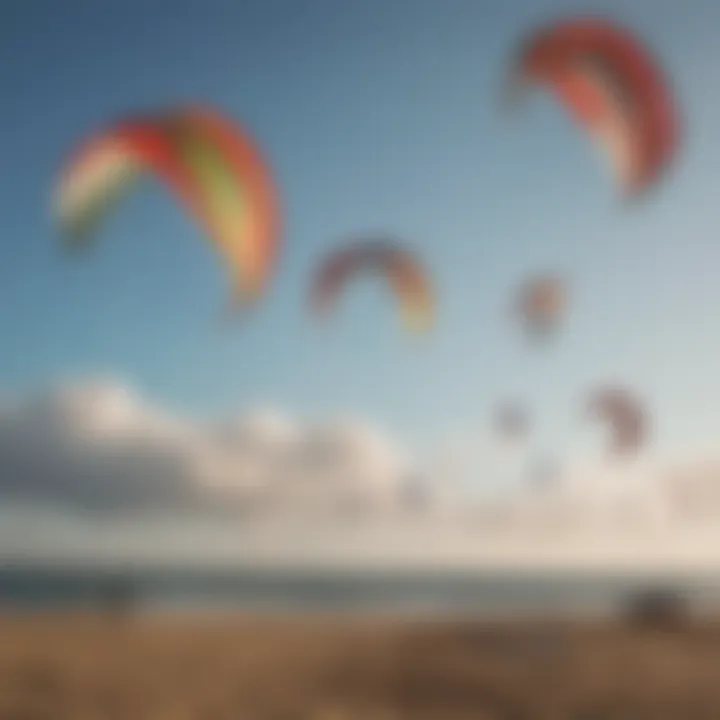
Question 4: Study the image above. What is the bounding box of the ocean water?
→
[2,564,720,616]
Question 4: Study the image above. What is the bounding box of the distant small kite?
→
[514,273,567,340]
[310,237,435,333]
[493,401,530,442]
[585,385,648,456]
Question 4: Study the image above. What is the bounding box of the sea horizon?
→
[2,559,720,616]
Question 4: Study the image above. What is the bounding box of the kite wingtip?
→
[212,288,258,331]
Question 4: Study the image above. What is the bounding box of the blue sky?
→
[1,0,719,463]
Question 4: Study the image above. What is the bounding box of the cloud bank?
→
[0,380,412,518]
[2,379,720,568]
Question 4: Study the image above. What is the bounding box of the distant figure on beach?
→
[97,574,137,616]
[623,586,689,630]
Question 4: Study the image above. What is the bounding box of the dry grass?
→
[2,614,720,718]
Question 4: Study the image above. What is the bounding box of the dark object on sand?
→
[623,587,689,630]
[97,574,137,616]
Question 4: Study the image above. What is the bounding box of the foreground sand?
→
[2,614,720,719]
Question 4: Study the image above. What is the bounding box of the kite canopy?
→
[493,401,530,442]
[585,385,648,456]
[53,106,281,311]
[514,274,567,339]
[310,238,435,333]
[510,17,679,196]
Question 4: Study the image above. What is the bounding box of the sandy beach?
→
[1,614,720,719]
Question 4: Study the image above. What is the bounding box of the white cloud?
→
[0,380,411,518]
[2,379,720,568]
